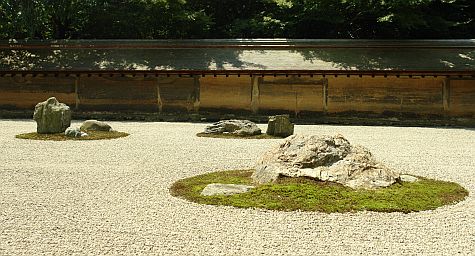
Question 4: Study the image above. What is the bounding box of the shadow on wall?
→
[292,48,475,71]
[0,48,263,71]
[1,47,474,71]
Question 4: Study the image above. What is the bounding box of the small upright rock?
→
[266,115,294,138]
[204,120,261,136]
[80,120,112,131]
[33,97,71,134]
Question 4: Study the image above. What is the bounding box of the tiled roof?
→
[1,39,474,73]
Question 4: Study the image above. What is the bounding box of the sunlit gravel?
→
[1,120,474,255]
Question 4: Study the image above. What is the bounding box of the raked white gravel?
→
[0,120,474,255]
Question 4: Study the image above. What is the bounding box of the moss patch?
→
[196,132,283,139]
[16,131,129,141]
[170,170,468,213]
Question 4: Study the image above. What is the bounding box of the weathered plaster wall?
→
[0,74,474,118]
[326,76,446,115]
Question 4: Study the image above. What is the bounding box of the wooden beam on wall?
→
[322,78,328,113]
[443,78,450,112]
[251,76,260,113]
[193,75,200,112]
[75,76,80,110]
[157,77,163,113]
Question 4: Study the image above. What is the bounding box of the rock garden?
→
[14,97,468,213]
[15,97,129,141]
[2,115,473,254]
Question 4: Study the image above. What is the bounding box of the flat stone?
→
[400,174,419,183]
[252,134,400,189]
[204,120,261,136]
[266,115,294,137]
[33,97,71,134]
[201,183,255,196]
[80,120,112,131]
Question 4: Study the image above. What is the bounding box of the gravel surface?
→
[1,120,474,255]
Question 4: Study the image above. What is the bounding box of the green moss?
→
[196,132,283,139]
[170,170,468,213]
[16,130,129,141]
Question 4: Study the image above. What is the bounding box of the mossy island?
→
[172,134,468,213]
[16,97,129,141]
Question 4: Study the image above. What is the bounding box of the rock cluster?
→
[32,98,115,137]
[266,115,294,137]
[252,134,400,189]
[204,120,261,136]
[33,97,71,134]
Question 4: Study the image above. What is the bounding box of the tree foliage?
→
[0,0,473,39]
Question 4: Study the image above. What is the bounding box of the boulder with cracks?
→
[252,134,400,189]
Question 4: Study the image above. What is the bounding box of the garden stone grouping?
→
[32,97,114,138]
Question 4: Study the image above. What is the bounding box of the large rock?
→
[204,120,261,136]
[33,97,71,134]
[80,120,112,131]
[201,183,255,196]
[252,134,400,189]
[266,115,294,137]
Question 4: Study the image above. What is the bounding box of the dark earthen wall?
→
[78,75,158,111]
[0,74,474,119]
[258,76,325,114]
[0,75,76,109]
[200,76,251,111]
[326,77,446,115]
[448,79,475,117]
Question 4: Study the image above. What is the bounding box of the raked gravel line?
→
[0,120,474,255]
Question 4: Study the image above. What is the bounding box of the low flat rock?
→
[65,127,88,138]
[204,120,261,136]
[201,183,255,196]
[400,174,419,182]
[252,134,400,189]
[80,120,112,131]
